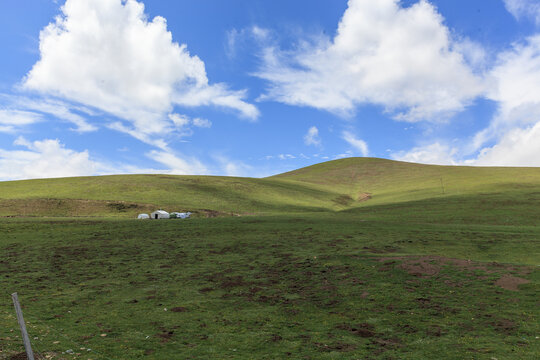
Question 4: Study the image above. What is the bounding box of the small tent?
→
[137,213,150,219]
[151,210,170,219]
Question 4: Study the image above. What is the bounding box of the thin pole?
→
[11,292,35,360]
[440,177,445,194]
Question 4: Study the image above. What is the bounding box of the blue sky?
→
[1,0,540,180]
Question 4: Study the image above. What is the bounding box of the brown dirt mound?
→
[494,275,530,291]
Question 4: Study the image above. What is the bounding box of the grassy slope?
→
[0,175,345,217]
[2,157,540,218]
[272,157,540,206]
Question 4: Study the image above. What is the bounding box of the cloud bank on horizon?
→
[1,0,540,180]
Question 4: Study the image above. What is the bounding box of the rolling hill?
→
[1,157,540,218]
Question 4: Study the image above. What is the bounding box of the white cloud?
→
[168,113,211,129]
[0,136,239,180]
[1,94,97,132]
[391,142,458,165]
[342,131,369,157]
[334,150,354,160]
[487,35,540,127]
[22,0,257,144]
[470,122,540,166]
[304,126,321,146]
[278,154,296,160]
[146,150,208,175]
[0,110,43,133]
[504,0,540,25]
[168,113,191,128]
[0,137,103,180]
[213,155,252,177]
[452,37,488,70]
[468,34,540,164]
[255,0,484,121]
[393,32,540,167]
[192,118,212,128]
[108,122,169,150]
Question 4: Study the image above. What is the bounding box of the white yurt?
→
[137,213,150,219]
[151,210,170,219]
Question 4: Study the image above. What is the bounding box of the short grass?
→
[0,213,538,359]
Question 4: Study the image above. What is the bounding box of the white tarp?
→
[171,212,191,219]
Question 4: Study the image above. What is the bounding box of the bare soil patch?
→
[494,275,530,291]
[377,255,533,282]
[336,323,376,338]
[358,192,372,202]
[490,319,517,334]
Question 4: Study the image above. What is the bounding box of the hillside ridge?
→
[1,157,540,217]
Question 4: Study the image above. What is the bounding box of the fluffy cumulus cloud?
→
[392,142,458,165]
[504,0,540,25]
[255,0,484,121]
[0,137,103,180]
[472,122,540,166]
[468,35,540,165]
[342,131,369,157]
[393,32,540,166]
[304,126,321,146]
[22,0,258,142]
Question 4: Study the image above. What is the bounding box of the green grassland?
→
[0,158,539,359]
[3,157,540,217]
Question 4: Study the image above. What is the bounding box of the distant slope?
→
[271,157,540,207]
[0,174,347,217]
[2,157,540,217]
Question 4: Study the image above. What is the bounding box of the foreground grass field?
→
[0,158,539,359]
[0,212,538,359]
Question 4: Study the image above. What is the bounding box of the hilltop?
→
[1,157,540,218]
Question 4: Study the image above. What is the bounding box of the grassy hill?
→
[273,157,540,206]
[1,157,540,218]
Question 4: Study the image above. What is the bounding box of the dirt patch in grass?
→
[358,192,372,201]
[315,341,357,352]
[490,319,517,334]
[364,246,398,254]
[494,275,530,291]
[399,259,440,277]
[156,330,175,343]
[336,323,376,338]
[333,195,354,206]
[170,306,188,312]
[377,255,533,281]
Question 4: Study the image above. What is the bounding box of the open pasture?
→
[0,213,538,359]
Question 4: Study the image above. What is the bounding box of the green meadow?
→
[0,158,539,359]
